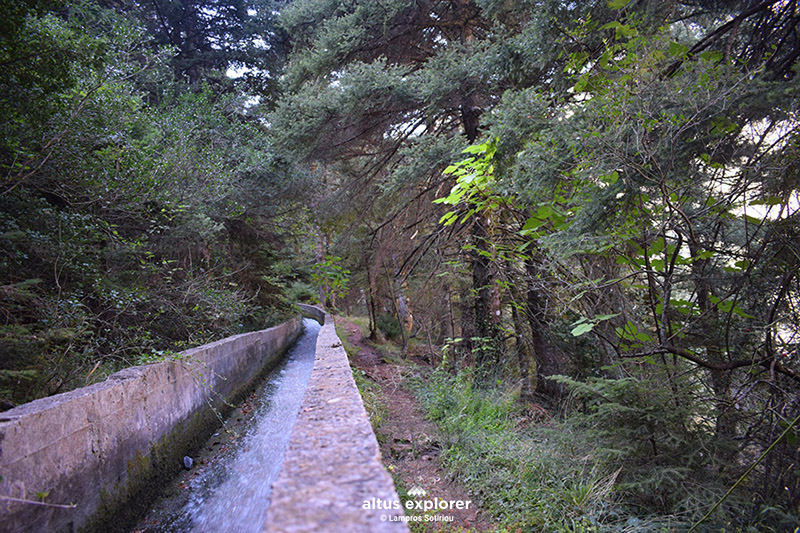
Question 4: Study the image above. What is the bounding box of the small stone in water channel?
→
[183,456,194,469]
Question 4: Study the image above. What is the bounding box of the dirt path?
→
[337,317,495,532]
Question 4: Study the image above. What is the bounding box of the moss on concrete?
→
[79,319,303,533]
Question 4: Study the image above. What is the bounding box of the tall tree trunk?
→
[367,250,381,341]
[459,279,475,366]
[457,4,499,375]
[315,228,327,309]
[443,279,455,344]
[512,297,536,402]
[471,217,499,372]
[382,258,408,355]
[525,258,566,399]
[392,253,412,335]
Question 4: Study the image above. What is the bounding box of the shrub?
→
[287,280,317,303]
[412,365,797,531]
[376,314,402,340]
[411,369,628,531]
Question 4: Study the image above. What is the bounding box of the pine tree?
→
[269,0,609,377]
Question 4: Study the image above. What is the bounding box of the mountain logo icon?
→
[408,486,427,498]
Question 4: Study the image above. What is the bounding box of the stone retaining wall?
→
[0,317,302,533]
[264,311,408,532]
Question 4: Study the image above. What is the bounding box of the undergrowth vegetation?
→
[412,368,798,532]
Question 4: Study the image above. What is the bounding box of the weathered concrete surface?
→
[0,317,302,533]
[297,303,325,325]
[264,312,408,532]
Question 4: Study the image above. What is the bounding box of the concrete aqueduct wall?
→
[0,305,408,532]
[0,317,303,532]
[266,305,408,532]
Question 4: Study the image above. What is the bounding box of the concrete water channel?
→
[1,307,405,532]
[131,318,321,532]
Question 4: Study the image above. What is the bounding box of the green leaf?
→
[571,322,595,336]
[574,74,589,94]
[668,41,689,57]
[594,313,619,321]
[616,321,653,343]
[535,205,556,219]
[522,217,543,230]
[699,50,724,63]
[607,0,632,10]
[598,48,613,69]
[648,237,665,255]
[601,20,636,38]
[521,217,546,234]
[439,211,456,224]
[600,170,619,184]
[710,117,739,135]
[732,306,756,319]
[669,298,695,316]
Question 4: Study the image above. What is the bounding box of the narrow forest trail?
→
[336,317,495,532]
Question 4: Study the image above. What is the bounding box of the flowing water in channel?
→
[132,318,320,532]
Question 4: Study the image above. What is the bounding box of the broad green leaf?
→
[699,50,724,63]
[616,321,653,343]
[574,74,589,93]
[439,211,457,225]
[534,205,556,220]
[598,48,613,69]
[607,0,633,10]
[648,237,665,255]
[463,144,484,155]
[668,41,689,57]
[521,217,546,233]
[710,117,739,135]
[600,170,619,184]
[571,322,595,336]
[594,313,619,321]
[732,306,756,319]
